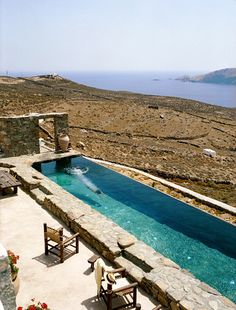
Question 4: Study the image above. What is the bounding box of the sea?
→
[7,71,236,108]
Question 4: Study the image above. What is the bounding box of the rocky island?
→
[0,74,235,209]
[177,68,236,85]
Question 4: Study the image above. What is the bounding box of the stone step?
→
[123,240,180,273]
[114,256,145,284]
[30,188,49,205]
[39,184,53,195]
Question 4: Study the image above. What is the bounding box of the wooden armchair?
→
[43,223,79,263]
[95,258,138,310]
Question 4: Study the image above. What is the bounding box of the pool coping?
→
[0,151,235,310]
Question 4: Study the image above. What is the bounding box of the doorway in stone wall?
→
[0,145,4,158]
[38,117,55,152]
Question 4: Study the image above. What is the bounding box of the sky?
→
[0,0,236,73]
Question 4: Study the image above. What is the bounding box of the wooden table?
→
[0,171,21,195]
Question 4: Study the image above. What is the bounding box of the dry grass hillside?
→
[0,75,236,206]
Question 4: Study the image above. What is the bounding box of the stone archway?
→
[0,113,69,157]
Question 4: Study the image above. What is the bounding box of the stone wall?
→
[0,244,16,310]
[0,113,69,157]
[0,116,39,157]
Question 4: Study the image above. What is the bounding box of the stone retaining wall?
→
[0,153,235,310]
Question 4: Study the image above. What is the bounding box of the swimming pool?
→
[33,156,236,303]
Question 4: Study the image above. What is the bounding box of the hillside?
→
[177,68,236,85]
[0,75,236,206]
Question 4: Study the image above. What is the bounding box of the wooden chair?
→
[95,258,138,310]
[43,223,79,263]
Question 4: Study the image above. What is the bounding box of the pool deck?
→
[0,151,235,310]
[0,188,158,310]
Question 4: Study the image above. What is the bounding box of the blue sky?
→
[0,0,236,73]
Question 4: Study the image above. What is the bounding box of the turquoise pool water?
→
[33,156,236,303]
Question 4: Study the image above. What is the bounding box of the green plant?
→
[17,299,50,310]
[7,250,19,277]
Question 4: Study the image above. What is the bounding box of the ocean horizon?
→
[3,71,236,108]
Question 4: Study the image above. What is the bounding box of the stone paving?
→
[0,152,235,310]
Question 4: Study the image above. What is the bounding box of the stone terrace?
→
[0,151,235,310]
[0,189,157,309]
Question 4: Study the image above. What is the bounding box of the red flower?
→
[18,299,50,310]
